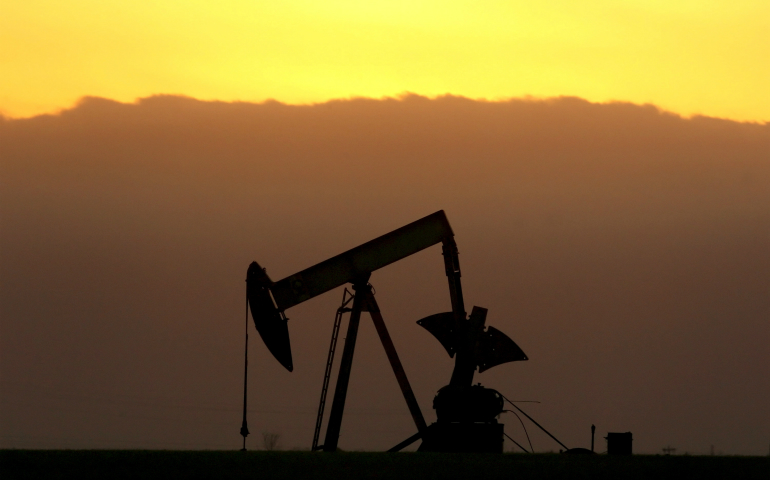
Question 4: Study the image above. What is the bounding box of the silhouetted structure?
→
[606,432,633,455]
[243,211,528,452]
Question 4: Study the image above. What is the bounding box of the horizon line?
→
[3,93,768,126]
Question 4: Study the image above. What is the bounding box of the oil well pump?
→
[243,210,528,453]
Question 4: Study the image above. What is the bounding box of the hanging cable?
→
[499,392,569,451]
[239,295,250,451]
[502,409,534,453]
[503,432,531,453]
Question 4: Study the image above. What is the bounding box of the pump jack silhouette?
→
[242,211,528,452]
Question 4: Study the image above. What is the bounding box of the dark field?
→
[2,450,768,480]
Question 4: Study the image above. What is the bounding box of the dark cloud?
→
[1,95,768,453]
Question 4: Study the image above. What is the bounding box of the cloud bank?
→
[1,95,768,453]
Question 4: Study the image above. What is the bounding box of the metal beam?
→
[270,211,454,311]
[322,279,368,452]
[366,292,427,434]
[450,306,487,387]
[387,431,423,452]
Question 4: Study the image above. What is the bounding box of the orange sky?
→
[2,1,769,121]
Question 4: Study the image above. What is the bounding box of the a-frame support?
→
[322,280,426,452]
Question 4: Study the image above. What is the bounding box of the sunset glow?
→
[2,1,768,121]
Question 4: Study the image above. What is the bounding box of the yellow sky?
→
[2,1,768,121]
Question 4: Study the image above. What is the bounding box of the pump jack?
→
[245,210,528,452]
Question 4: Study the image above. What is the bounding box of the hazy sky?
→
[1,0,768,456]
[2,1,769,121]
[1,95,768,454]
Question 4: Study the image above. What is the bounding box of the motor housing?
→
[419,384,505,453]
[433,384,504,423]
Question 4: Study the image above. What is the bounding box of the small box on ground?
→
[606,432,633,455]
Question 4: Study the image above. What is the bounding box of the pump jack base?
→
[416,422,504,453]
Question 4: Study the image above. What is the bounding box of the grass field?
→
[2,450,768,480]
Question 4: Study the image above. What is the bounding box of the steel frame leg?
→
[322,281,367,452]
[311,289,351,451]
[321,282,427,452]
[365,291,427,434]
